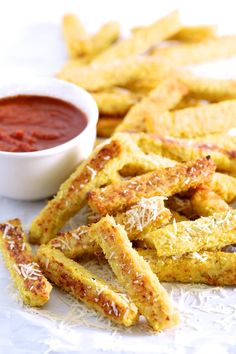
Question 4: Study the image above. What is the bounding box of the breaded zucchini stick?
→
[190,186,230,217]
[62,14,120,58]
[30,134,166,244]
[62,14,88,58]
[146,100,236,138]
[93,11,180,63]
[194,133,236,150]
[93,216,179,331]
[49,225,100,259]
[139,249,236,286]
[167,187,230,219]
[37,245,138,326]
[88,157,216,215]
[115,78,188,133]
[97,117,123,138]
[152,35,236,65]
[139,134,236,178]
[135,133,236,202]
[87,21,120,57]
[48,198,171,259]
[171,25,216,42]
[93,89,140,116]
[57,56,172,91]
[177,71,236,101]
[150,210,236,257]
[0,219,52,306]
[133,25,216,42]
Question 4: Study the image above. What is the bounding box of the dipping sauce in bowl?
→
[0,95,88,152]
[0,78,98,200]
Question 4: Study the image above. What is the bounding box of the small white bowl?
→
[0,78,98,200]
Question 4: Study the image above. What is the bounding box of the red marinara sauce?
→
[0,95,88,152]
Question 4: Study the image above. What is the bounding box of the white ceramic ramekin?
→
[0,78,98,200]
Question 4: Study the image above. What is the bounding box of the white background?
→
[1,0,236,353]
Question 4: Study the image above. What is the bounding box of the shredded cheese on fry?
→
[125,196,167,231]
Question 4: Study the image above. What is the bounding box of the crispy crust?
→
[146,100,236,138]
[37,245,138,326]
[139,249,236,286]
[87,157,216,215]
[93,216,179,331]
[150,210,236,257]
[57,56,172,92]
[115,78,188,133]
[152,35,236,65]
[93,11,180,63]
[30,133,180,244]
[0,219,52,306]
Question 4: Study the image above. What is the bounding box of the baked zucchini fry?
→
[62,14,88,58]
[146,100,236,138]
[190,186,230,217]
[62,14,120,58]
[30,134,166,244]
[93,11,180,63]
[87,207,187,225]
[140,134,236,177]
[135,133,236,202]
[93,89,140,116]
[97,117,123,138]
[57,56,172,92]
[167,187,230,219]
[88,157,216,215]
[0,219,52,306]
[152,35,236,65]
[150,210,236,257]
[49,225,99,259]
[171,25,216,42]
[37,245,138,326]
[93,216,179,331]
[87,21,120,57]
[139,249,236,286]
[177,71,236,101]
[48,198,171,259]
[115,78,188,133]
[115,197,171,236]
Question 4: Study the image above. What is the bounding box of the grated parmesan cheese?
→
[87,166,97,180]
[2,223,14,239]
[125,196,167,232]
[15,262,42,280]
